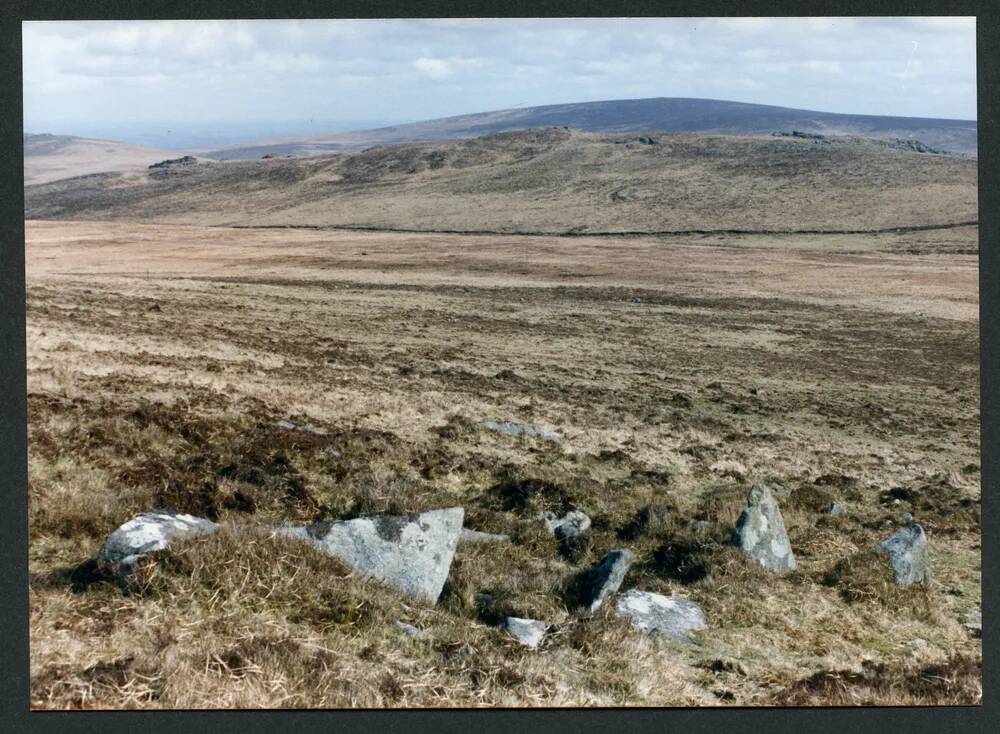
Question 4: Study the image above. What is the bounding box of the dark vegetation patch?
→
[877,478,980,534]
[770,655,981,706]
[617,501,680,541]
[650,538,712,584]
[487,475,572,514]
[786,484,837,514]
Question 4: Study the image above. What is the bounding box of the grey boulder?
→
[880,523,931,587]
[98,510,219,584]
[733,483,797,572]
[501,617,548,648]
[615,590,707,643]
[275,507,464,603]
[580,549,634,612]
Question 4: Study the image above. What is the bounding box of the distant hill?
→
[25,128,977,234]
[23,133,179,185]
[198,97,978,160]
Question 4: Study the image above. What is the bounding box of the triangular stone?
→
[733,483,796,572]
[276,507,464,603]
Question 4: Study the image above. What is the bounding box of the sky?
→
[22,17,977,149]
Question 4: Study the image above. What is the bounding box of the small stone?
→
[615,590,707,643]
[501,617,548,648]
[275,420,327,437]
[396,621,429,638]
[880,523,931,587]
[962,609,982,636]
[580,549,634,612]
[827,501,847,516]
[538,509,591,540]
[321,447,342,459]
[733,483,797,572]
[459,528,510,543]
[556,510,592,540]
[479,420,561,443]
[900,511,914,523]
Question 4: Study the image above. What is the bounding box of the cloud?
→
[413,57,454,79]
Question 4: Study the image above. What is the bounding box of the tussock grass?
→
[822,550,936,619]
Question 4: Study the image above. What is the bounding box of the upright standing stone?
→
[880,523,931,587]
[733,483,797,572]
[275,507,464,603]
[580,549,634,612]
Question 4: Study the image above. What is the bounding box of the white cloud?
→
[413,57,454,79]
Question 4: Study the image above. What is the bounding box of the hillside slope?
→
[199,97,978,159]
[23,134,178,185]
[25,129,978,233]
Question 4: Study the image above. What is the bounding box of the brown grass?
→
[26,220,980,708]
